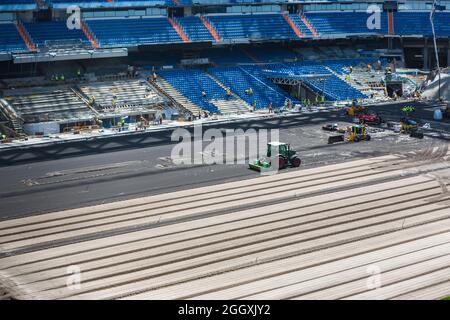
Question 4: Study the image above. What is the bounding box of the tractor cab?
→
[266,142,295,159]
[249,141,301,171]
[347,125,371,142]
[353,125,364,135]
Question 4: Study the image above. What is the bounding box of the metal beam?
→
[12,48,128,64]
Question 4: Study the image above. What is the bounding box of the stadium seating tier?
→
[85,17,183,46]
[0,23,28,53]
[23,21,90,47]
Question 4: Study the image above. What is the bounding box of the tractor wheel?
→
[291,157,301,167]
[354,136,360,142]
[365,134,371,141]
[278,157,286,170]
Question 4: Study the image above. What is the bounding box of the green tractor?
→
[249,142,301,172]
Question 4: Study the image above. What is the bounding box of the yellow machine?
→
[346,105,367,117]
[399,118,424,138]
[400,118,418,133]
[347,125,371,142]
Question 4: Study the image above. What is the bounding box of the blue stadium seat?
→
[209,66,295,109]
[160,69,223,113]
[0,22,28,53]
[207,14,298,41]
[23,21,89,47]
[0,0,36,10]
[47,0,171,8]
[86,17,183,47]
[306,75,367,101]
[176,16,213,42]
[288,14,313,38]
[393,12,450,37]
[323,58,378,75]
[305,12,389,37]
[263,62,367,101]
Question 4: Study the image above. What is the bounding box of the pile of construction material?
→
[78,80,165,110]
[6,90,93,124]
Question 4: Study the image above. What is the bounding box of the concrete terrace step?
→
[211,99,251,114]
[206,72,252,113]
[155,78,202,115]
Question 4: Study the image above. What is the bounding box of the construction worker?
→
[60,74,65,81]
[376,59,382,70]
[268,101,273,114]
[77,69,81,78]
[152,72,157,82]
[89,96,96,106]
[139,116,147,128]
[120,118,126,130]
[51,74,56,81]
[349,66,353,73]
[226,88,232,97]
[401,106,415,115]
[201,91,206,98]
[252,101,256,112]
[385,66,392,74]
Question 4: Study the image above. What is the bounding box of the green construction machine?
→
[249,142,301,171]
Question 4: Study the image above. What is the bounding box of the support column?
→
[423,39,429,70]
[447,40,450,67]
